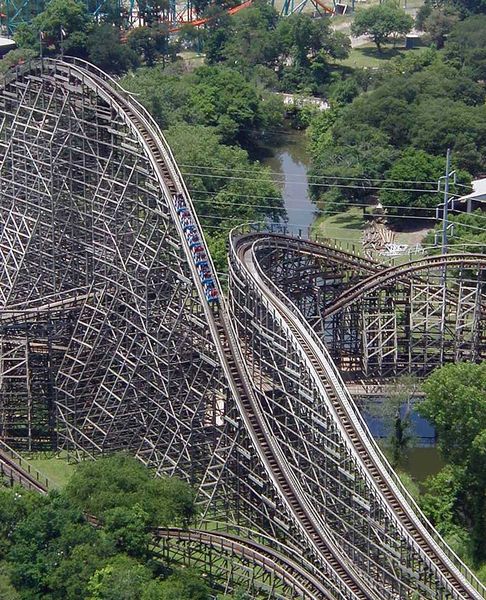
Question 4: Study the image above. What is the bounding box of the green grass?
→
[337,43,429,69]
[26,453,76,489]
[311,206,365,244]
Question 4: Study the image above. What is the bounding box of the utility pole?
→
[438,148,455,255]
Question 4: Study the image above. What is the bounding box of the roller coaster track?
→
[325,253,486,318]
[62,58,379,600]
[231,233,485,600]
[0,441,49,493]
[0,446,329,600]
[154,527,334,600]
[0,59,484,599]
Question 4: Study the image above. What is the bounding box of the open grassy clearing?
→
[311,206,365,245]
[337,42,429,68]
[26,453,76,489]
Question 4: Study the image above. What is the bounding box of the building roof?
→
[0,37,16,52]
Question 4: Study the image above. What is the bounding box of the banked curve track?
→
[0,60,484,600]
[230,231,485,600]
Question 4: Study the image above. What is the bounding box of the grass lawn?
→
[337,43,429,69]
[26,453,76,489]
[311,206,365,245]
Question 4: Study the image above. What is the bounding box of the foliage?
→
[367,376,419,467]
[122,64,284,145]
[87,555,154,600]
[422,7,460,48]
[419,362,486,561]
[351,2,414,52]
[127,25,178,67]
[149,570,211,600]
[87,25,139,73]
[65,453,197,526]
[420,464,464,534]
[379,149,468,217]
[166,123,283,270]
[443,14,486,80]
[14,0,93,55]
[419,362,486,466]
[424,210,486,254]
[0,48,37,74]
[0,456,207,598]
[199,3,350,93]
[308,112,397,207]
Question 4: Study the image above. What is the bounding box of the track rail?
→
[2,60,484,599]
[154,527,332,600]
[325,253,486,317]
[50,59,374,599]
[235,233,484,600]
[0,441,49,494]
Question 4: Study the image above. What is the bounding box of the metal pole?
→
[441,147,451,255]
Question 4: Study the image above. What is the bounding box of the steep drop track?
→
[1,59,484,600]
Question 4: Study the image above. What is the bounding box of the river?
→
[258,130,316,236]
[259,130,442,483]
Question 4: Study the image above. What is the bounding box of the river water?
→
[259,131,316,236]
[259,130,441,482]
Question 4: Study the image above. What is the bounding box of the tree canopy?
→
[0,455,206,599]
[351,2,413,52]
[418,362,486,561]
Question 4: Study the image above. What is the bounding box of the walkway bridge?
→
[0,59,485,599]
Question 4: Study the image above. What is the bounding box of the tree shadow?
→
[332,213,364,229]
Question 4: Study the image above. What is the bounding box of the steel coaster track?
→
[233,232,484,600]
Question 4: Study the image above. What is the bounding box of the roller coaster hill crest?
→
[0,59,485,600]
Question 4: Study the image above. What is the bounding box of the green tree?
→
[419,362,486,466]
[422,7,460,48]
[351,2,414,52]
[275,13,350,91]
[65,454,197,526]
[367,376,418,467]
[35,0,92,53]
[309,120,397,207]
[103,505,152,558]
[7,491,102,597]
[87,555,154,600]
[418,362,486,560]
[87,24,139,73]
[151,570,210,600]
[424,210,486,254]
[0,562,20,600]
[379,149,469,217]
[444,15,486,80]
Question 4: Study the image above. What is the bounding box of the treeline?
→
[373,363,486,581]
[417,363,486,578]
[0,454,246,599]
[307,9,486,227]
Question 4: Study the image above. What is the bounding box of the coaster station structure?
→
[0,58,485,599]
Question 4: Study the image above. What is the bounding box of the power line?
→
[187,188,467,215]
[182,170,451,194]
[178,162,474,189]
